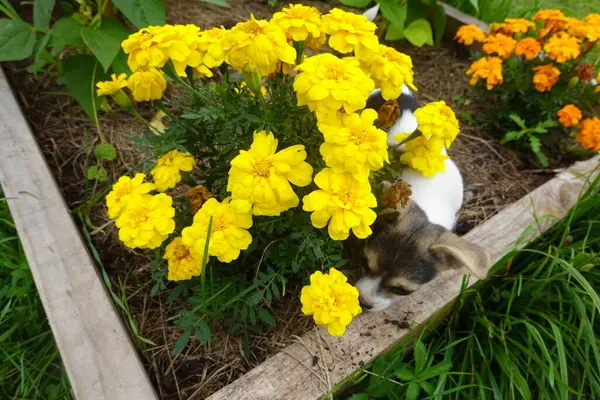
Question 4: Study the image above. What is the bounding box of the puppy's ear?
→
[371,208,400,233]
[429,231,490,279]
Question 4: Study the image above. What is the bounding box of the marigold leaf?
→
[94,143,117,161]
[0,19,36,62]
[257,307,275,327]
[404,19,433,47]
[172,330,191,356]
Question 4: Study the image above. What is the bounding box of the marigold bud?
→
[187,185,213,214]
[382,181,412,209]
[376,100,401,130]
[575,63,594,81]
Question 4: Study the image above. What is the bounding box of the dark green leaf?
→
[81,27,121,72]
[385,22,404,41]
[508,113,526,129]
[241,304,248,321]
[432,3,446,45]
[257,307,275,327]
[419,360,452,380]
[420,379,435,395]
[379,0,407,27]
[86,165,99,180]
[0,19,36,61]
[172,330,191,356]
[111,50,132,75]
[404,19,433,47]
[469,0,479,12]
[414,340,426,372]
[96,166,108,181]
[196,319,211,344]
[28,32,52,73]
[49,17,84,52]
[99,19,131,41]
[112,0,165,29]
[406,382,420,400]
[395,366,416,381]
[94,143,117,161]
[271,282,280,298]
[59,54,109,121]
[167,285,183,303]
[34,0,55,30]
[339,0,371,8]
[501,130,522,144]
[197,0,231,8]
[348,394,370,400]
[249,306,256,325]
[248,290,263,306]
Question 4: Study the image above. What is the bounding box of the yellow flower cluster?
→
[151,149,195,192]
[300,267,362,336]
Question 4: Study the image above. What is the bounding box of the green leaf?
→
[196,319,211,344]
[0,0,21,20]
[94,143,117,161]
[197,0,231,8]
[339,0,371,8]
[27,32,52,73]
[385,22,404,41]
[529,135,549,167]
[406,382,421,400]
[0,19,36,61]
[404,19,433,47]
[508,113,526,129]
[414,339,426,372]
[469,0,479,12]
[172,330,191,356]
[34,0,55,30]
[379,0,407,27]
[81,27,121,72]
[59,54,109,121]
[257,307,275,327]
[418,360,452,380]
[86,165,98,180]
[395,366,416,381]
[432,3,446,45]
[111,50,132,75]
[348,394,370,400]
[96,166,108,181]
[501,130,522,144]
[99,19,131,41]
[112,0,165,29]
[248,290,263,306]
[50,17,84,53]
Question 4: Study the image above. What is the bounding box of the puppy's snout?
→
[359,296,372,311]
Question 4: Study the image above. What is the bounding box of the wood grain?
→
[0,67,157,400]
[208,155,600,400]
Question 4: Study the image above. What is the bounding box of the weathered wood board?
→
[207,156,599,400]
[0,67,157,400]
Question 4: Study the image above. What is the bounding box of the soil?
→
[2,1,556,399]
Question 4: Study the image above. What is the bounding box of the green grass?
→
[0,196,73,399]
[339,176,600,400]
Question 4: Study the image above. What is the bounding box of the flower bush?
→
[456,10,600,165]
[101,6,461,343]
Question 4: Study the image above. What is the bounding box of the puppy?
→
[355,87,490,312]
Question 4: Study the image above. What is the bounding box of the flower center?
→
[212,215,229,231]
[337,185,356,205]
[129,207,149,227]
[174,245,191,260]
[253,159,273,178]
[115,186,130,199]
[349,126,374,145]
[325,64,347,81]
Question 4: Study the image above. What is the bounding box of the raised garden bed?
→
[1,2,598,399]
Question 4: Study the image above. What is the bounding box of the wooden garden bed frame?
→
[0,3,598,399]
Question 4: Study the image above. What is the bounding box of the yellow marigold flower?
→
[271,4,322,42]
[414,101,460,148]
[127,68,167,102]
[483,33,516,58]
[294,54,374,117]
[557,104,582,127]
[300,267,362,337]
[399,136,448,177]
[96,73,128,96]
[164,237,203,281]
[221,15,296,76]
[193,26,227,78]
[318,109,389,181]
[565,17,590,39]
[321,8,378,54]
[357,44,416,100]
[455,24,486,45]
[306,33,327,50]
[533,9,566,23]
[504,18,536,34]
[534,9,567,37]
[151,149,195,192]
[227,131,313,216]
[583,14,600,41]
[544,32,581,63]
[532,64,560,92]
[181,198,253,263]
[466,57,504,89]
[302,168,377,241]
[106,173,155,219]
[577,117,600,152]
[122,25,169,71]
[116,193,176,249]
[514,37,542,60]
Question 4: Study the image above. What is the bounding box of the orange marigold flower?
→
[504,18,536,34]
[455,24,486,45]
[556,104,582,127]
[565,17,589,38]
[466,56,503,90]
[532,64,560,92]
[483,33,516,58]
[577,117,600,152]
[544,32,581,62]
[534,9,568,37]
[583,14,600,42]
[514,38,542,60]
[489,22,512,35]
[533,9,566,23]
[575,63,595,81]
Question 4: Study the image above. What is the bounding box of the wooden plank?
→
[0,67,157,400]
[208,155,600,400]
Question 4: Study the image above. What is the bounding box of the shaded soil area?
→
[2,1,554,398]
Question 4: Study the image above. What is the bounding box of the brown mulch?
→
[2,1,554,399]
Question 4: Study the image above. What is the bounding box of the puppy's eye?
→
[389,286,412,296]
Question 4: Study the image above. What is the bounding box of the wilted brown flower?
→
[376,100,400,130]
[382,181,412,209]
[575,63,595,81]
[187,185,213,214]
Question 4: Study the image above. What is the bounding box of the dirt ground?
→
[2,0,554,398]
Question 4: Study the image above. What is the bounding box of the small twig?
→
[254,239,282,280]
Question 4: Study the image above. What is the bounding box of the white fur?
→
[362,4,379,22]
[355,276,394,312]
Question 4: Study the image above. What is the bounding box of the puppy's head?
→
[356,203,490,312]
